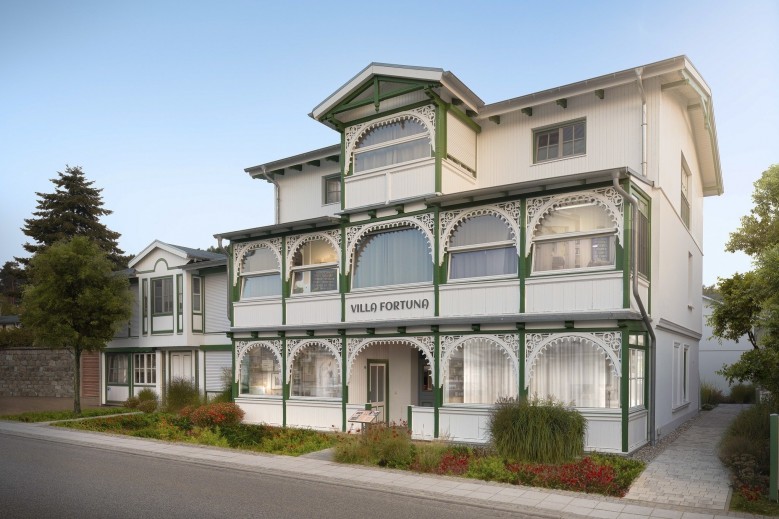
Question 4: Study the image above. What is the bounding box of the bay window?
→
[449,215,517,280]
[444,338,517,404]
[240,247,281,299]
[352,227,432,289]
[290,344,341,398]
[353,118,431,173]
[152,277,173,315]
[291,239,338,295]
[240,346,281,396]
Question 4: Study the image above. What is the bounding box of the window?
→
[152,277,173,315]
[240,247,281,299]
[323,175,341,205]
[443,338,517,404]
[107,354,128,384]
[240,346,281,396]
[353,118,431,173]
[142,279,148,334]
[448,215,517,280]
[637,197,650,277]
[192,276,202,314]
[133,353,156,385]
[291,239,338,295]
[352,227,432,289]
[176,274,183,332]
[534,120,585,163]
[529,336,619,408]
[629,348,645,408]
[532,202,616,273]
[681,163,690,229]
[672,342,690,408]
[290,344,341,398]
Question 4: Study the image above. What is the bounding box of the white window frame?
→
[323,175,341,205]
[629,348,645,409]
[192,276,202,314]
[239,248,281,300]
[352,118,431,174]
[133,353,156,385]
[447,215,517,283]
[672,342,690,409]
[107,353,128,385]
[681,162,691,229]
[531,213,618,276]
[152,277,174,315]
[534,119,586,163]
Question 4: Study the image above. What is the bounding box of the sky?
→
[1,0,777,285]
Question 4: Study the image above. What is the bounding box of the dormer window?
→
[353,118,431,173]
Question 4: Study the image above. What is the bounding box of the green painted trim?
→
[433,205,441,317]
[519,198,526,313]
[621,334,630,453]
[341,99,435,130]
[341,331,347,432]
[433,331,440,438]
[191,275,203,333]
[176,274,183,334]
[142,278,148,335]
[770,413,777,501]
[199,344,232,351]
[344,206,432,227]
[407,405,412,431]
[367,359,389,424]
[231,339,238,400]
[281,336,287,427]
[447,103,482,134]
[340,222,347,321]
[518,330,527,398]
[151,329,174,335]
[281,236,287,325]
[622,179,632,309]
[435,102,445,194]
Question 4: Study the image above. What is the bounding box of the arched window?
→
[240,248,281,299]
[352,228,432,289]
[444,338,517,404]
[532,202,616,273]
[291,239,338,295]
[449,215,517,280]
[529,336,619,408]
[353,118,431,173]
[290,344,341,398]
[240,346,281,396]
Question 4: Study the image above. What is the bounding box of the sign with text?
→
[348,410,381,424]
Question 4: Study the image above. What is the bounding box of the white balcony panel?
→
[439,406,492,443]
[525,271,623,313]
[344,159,435,210]
[286,399,341,431]
[345,285,434,323]
[410,406,435,440]
[152,315,174,333]
[233,300,282,328]
[105,385,129,403]
[441,160,477,195]
[236,397,283,427]
[582,409,622,453]
[439,278,520,317]
[628,409,649,451]
[285,293,341,326]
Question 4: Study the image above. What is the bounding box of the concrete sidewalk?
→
[0,406,766,519]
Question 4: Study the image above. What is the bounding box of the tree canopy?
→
[709,164,779,395]
[21,236,133,413]
[20,165,129,270]
[0,260,24,314]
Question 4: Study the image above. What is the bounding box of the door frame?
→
[366,359,389,424]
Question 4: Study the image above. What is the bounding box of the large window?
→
[637,197,650,278]
[107,354,128,384]
[291,239,338,295]
[449,215,517,280]
[353,118,431,173]
[240,346,281,396]
[352,227,432,289]
[529,336,620,408]
[290,344,341,398]
[443,338,517,404]
[532,202,616,273]
[672,342,690,408]
[133,353,156,385]
[152,277,173,315]
[240,247,281,299]
[534,120,585,163]
[323,175,341,205]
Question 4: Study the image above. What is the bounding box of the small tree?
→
[21,236,132,413]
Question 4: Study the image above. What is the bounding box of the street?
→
[0,433,541,519]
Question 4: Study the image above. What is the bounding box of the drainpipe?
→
[612,173,657,446]
[635,68,647,178]
[259,165,281,224]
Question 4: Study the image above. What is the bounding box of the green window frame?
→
[323,175,341,205]
[192,276,202,314]
[534,120,586,163]
[152,277,174,315]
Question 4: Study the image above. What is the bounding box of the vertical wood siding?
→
[447,112,477,171]
[204,274,230,333]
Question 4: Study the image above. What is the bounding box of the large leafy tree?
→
[21,237,132,413]
[709,164,779,395]
[19,165,129,270]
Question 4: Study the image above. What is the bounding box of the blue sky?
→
[1,0,777,285]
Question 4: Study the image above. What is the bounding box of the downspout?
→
[635,68,648,178]
[259,165,281,224]
[216,235,236,398]
[612,173,657,446]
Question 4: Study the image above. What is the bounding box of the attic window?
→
[353,118,431,173]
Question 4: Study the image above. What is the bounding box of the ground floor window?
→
[291,344,341,398]
[107,354,128,384]
[240,346,281,396]
[133,353,156,385]
[529,337,619,408]
[629,348,645,408]
[444,338,517,404]
[672,342,690,408]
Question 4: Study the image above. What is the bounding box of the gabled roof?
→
[127,240,224,269]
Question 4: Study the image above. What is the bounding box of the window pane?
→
[529,337,619,408]
[292,267,338,294]
[533,235,615,272]
[450,215,512,247]
[450,247,517,279]
[325,177,340,204]
[353,228,432,288]
[562,141,573,157]
[291,344,341,398]
[192,277,202,313]
[629,349,645,408]
[240,347,281,396]
[354,137,430,172]
[536,203,613,236]
[293,240,338,267]
[242,248,278,273]
[241,273,281,298]
[444,338,517,404]
[108,354,128,384]
[356,119,426,148]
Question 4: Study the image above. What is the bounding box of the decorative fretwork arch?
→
[235,340,283,383]
[232,238,283,286]
[344,106,437,172]
[284,230,341,279]
[439,202,522,265]
[525,188,624,253]
[286,338,343,382]
[345,336,434,384]
[345,214,435,275]
[524,332,622,389]
[439,334,520,383]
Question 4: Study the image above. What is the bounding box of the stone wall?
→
[0,347,74,397]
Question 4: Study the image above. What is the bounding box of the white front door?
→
[368,361,388,423]
[170,352,193,383]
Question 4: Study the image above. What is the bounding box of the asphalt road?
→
[0,433,541,519]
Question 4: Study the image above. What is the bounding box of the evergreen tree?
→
[0,260,25,314]
[19,165,129,270]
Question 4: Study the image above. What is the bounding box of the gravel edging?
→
[628,411,704,463]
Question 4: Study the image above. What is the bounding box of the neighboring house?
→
[0,315,21,330]
[101,241,232,404]
[215,56,723,453]
[699,295,753,394]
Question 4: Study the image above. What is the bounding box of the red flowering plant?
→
[189,402,245,428]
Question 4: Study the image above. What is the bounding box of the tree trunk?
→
[73,347,82,415]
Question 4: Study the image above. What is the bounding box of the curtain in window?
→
[240,346,281,396]
[354,119,430,172]
[449,215,517,279]
[529,337,619,408]
[357,119,426,148]
[629,349,645,407]
[352,228,432,288]
[241,274,281,298]
[107,354,128,384]
[243,248,278,272]
[444,338,516,404]
[290,344,341,398]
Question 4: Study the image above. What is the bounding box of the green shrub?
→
[728,384,756,404]
[489,396,586,464]
[166,378,201,412]
[136,388,158,403]
[333,423,414,468]
[700,380,724,407]
[124,396,140,409]
[410,441,449,473]
[466,456,517,483]
[190,402,244,428]
[0,327,34,349]
[137,399,157,414]
[191,426,230,448]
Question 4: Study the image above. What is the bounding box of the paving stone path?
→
[625,405,746,510]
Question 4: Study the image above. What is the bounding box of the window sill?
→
[530,265,616,277]
[446,274,518,285]
[349,157,434,178]
[289,291,340,299]
[531,153,586,167]
[236,296,282,303]
[672,401,690,412]
[236,394,282,400]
